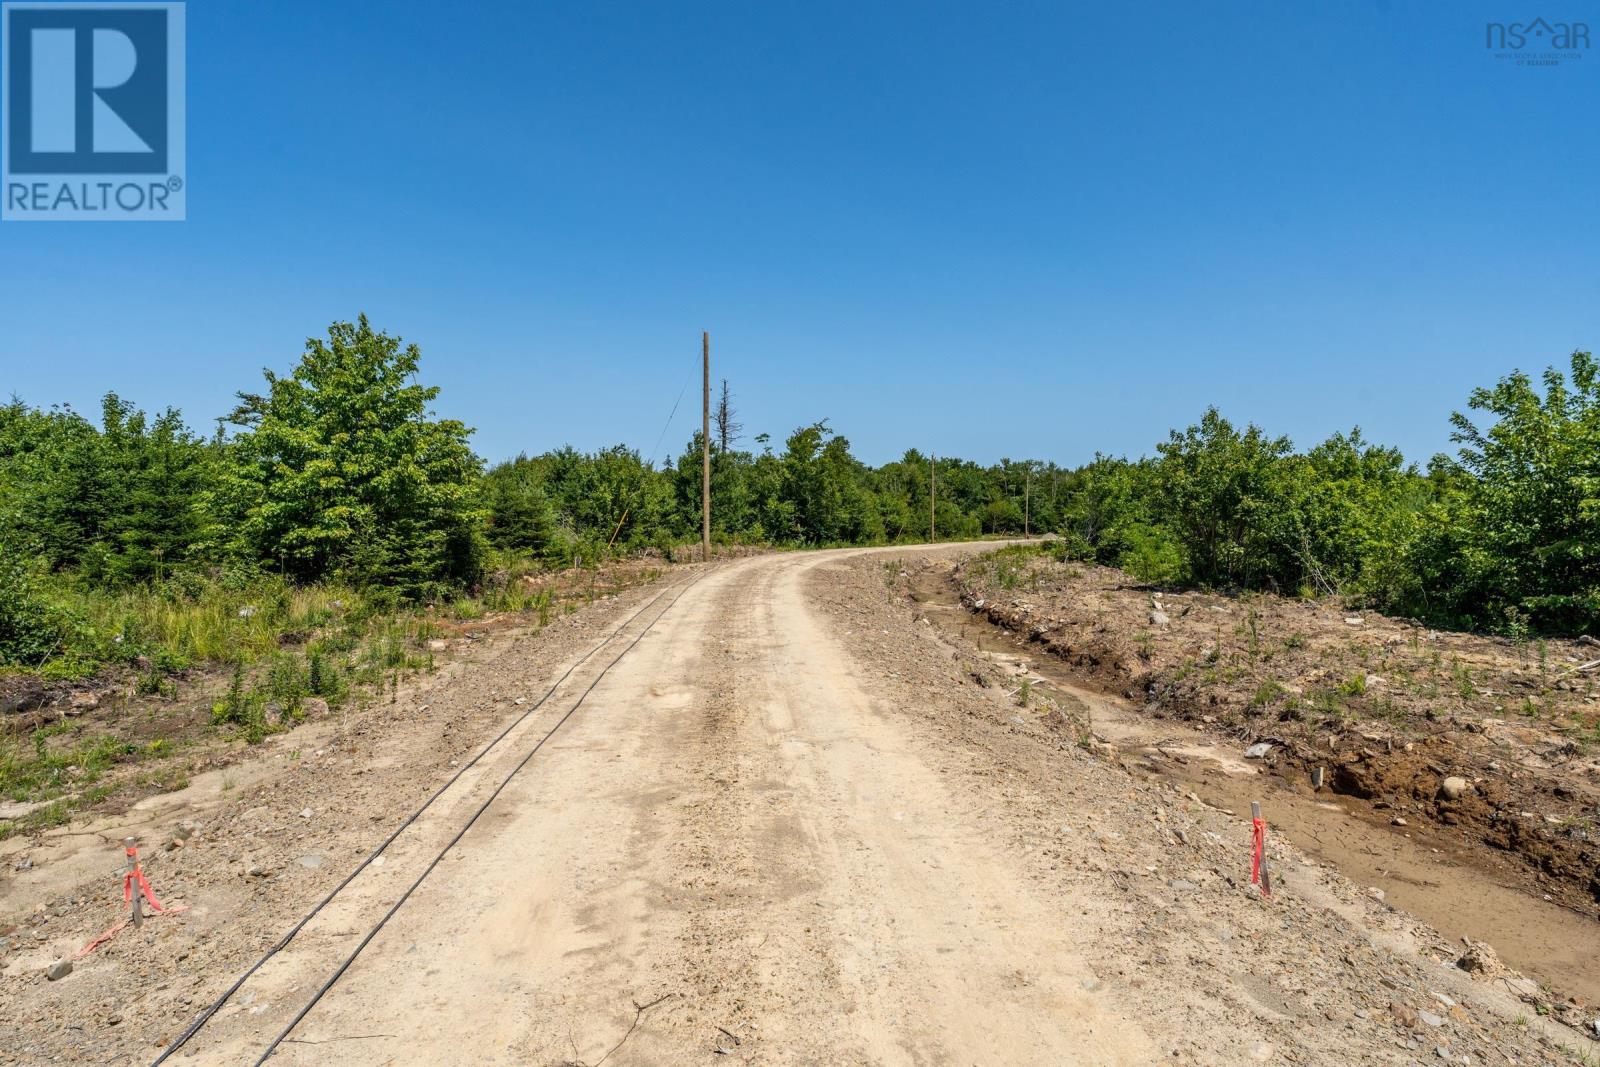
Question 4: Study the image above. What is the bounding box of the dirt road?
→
[5,546,1591,1065]
[182,547,1148,1064]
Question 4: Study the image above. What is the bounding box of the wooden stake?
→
[701,331,711,563]
[124,837,143,927]
[929,453,936,543]
[1250,801,1273,897]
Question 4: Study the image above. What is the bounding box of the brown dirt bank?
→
[952,547,1600,921]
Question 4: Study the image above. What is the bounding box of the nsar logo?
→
[2,2,185,221]
[1485,16,1590,66]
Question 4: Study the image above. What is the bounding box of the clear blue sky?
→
[2,1,1596,467]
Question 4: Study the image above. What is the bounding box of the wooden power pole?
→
[929,453,936,543]
[1024,464,1031,538]
[701,331,711,563]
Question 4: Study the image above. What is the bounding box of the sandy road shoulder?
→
[0,574,686,1066]
[800,544,1589,1067]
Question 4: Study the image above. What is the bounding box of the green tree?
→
[1446,350,1600,633]
[90,395,217,584]
[482,455,559,554]
[1154,408,1295,588]
[0,399,103,568]
[0,394,214,583]
[1282,429,1425,599]
[214,316,484,596]
[776,422,882,544]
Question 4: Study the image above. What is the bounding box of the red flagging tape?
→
[125,864,168,912]
[75,919,129,959]
[1250,815,1270,897]
[122,844,177,914]
[76,846,185,959]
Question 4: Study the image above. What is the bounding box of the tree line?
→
[2,316,1596,672]
[1056,352,1600,636]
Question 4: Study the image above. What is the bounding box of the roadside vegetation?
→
[0,316,1051,822]
[0,316,1081,684]
[2,319,1596,821]
[0,558,649,837]
[1052,351,1600,638]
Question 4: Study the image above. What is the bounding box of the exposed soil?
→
[2,545,1596,1065]
[0,569,701,1065]
[952,549,1600,925]
[907,556,1600,1009]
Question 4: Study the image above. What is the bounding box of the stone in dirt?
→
[45,959,71,981]
[1149,608,1169,627]
[1439,776,1470,801]
[1243,742,1273,759]
[1455,939,1508,980]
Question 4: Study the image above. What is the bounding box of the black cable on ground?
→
[250,573,701,1063]
[149,574,697,1066]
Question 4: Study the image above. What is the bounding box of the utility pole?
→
[929,452,936,543]
[702,331,711,563]
[1024,464,1031,538]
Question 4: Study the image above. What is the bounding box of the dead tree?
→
[714,378,742,453]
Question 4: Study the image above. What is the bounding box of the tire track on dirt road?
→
[163,544,1587,1066]
[165,571,707,1064]
[656,550,1156,1063]
[183,547,1154,1065]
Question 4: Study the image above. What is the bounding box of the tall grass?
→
[0,552,670,832]
[74,576,359,667]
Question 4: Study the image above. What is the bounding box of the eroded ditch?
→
[907,565,1600,1008]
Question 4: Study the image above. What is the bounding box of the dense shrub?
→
[4,326,1599,658]
[0,541,64,666]
[1053,351,1600,636]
